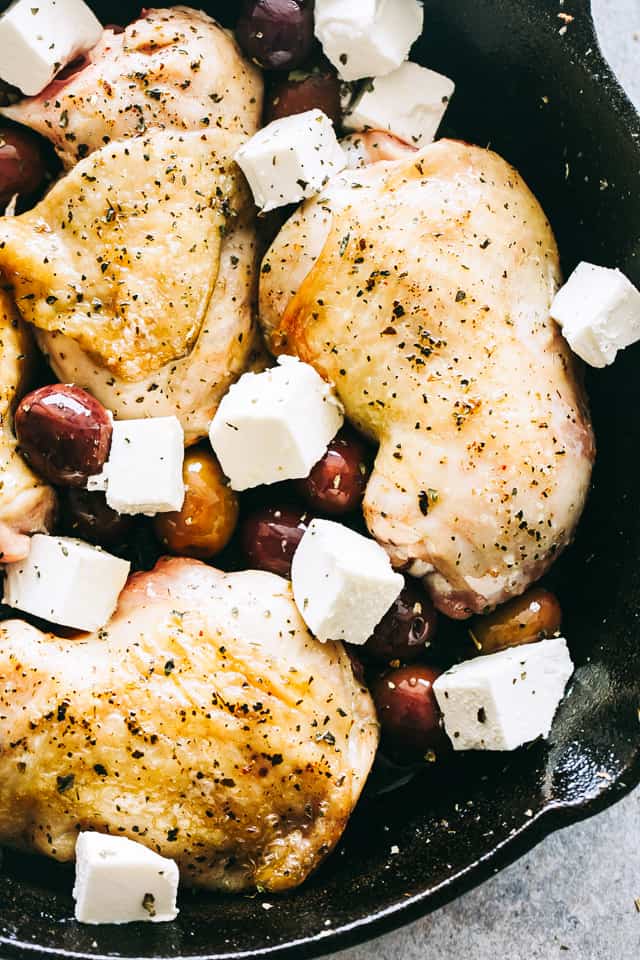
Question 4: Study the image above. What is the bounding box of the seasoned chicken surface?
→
[0,132,235,379]
[260,139,595,618]
[2,7,263,170]
[0,558,377,892]
[341,130,418,167]
[0,290,55,561]
[0,129,262,442]
[0,6,265,442]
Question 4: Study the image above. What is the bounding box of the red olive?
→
[295,429,370,515]
[265,68,342,126]
[236,0,315,71]
[0,126,48,207]
[241,504,313,578]
[365,581,438,663]
[15,384,112,486]
[64,488,133,547]
[371,664,446,759]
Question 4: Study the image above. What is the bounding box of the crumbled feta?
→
[314,0,423,82]
[433,637,574,751]
[3,535,130,632]
[73,833,179,925]
[0,0,102,96]
[234,109,346,211]
[345,62,455,147]
[95,417,185,516]
[550,261,640,367]
[291,518,404,645]
[209,356,343,491]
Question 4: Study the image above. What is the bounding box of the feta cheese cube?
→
[0,0,102,96]
[73,833,179,925]
[98,417,185,516]
[291,518,404,645]
[345,62,455,147]
[234,109,346,212]
[550,261,640,367]
[433,637,574,751]
[209,356,344,491]
[3,535,130,632]
[314,0,424,82]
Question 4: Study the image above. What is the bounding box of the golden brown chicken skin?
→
[0,129,262,443]
[0,558,378,892]
[0,289,55,560]
[260,139,595,618]
[2,6,263,169]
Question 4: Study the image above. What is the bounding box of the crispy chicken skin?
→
[1,7,263,170]
[0,129,262,443]
[260,139,595,617]
[0,290,55,561]
[0,558,378,892]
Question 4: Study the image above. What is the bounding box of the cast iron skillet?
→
[0,0,639,957]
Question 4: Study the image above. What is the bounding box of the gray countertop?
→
[337,3,640,959]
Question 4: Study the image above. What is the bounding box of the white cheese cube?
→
[234,109,346,212]
[291,518,404,645]
[314,0,423,82]
[0,0,102,96]
[73,833,179,925]
[209,356,344,491]
[3,535,130,632]
[345,62,455,147]
[550,261,640,367]
[100,417,185,516]
[433,637,574,751]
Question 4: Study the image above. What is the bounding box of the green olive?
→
[469,587,562,655]
[154,446,238,560]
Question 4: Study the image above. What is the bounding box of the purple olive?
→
[236,0,315,71]
[15,384,112,486]
[265,67,342,126]
[365,581,439,663]
[371,664,447,759]
[241,503,313,577]
[64,488,133,547]
[295,429,370,515]
[0,127,48,207]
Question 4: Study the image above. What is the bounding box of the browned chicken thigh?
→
[260,139,595,617]
[2,6,263,169]
[0,558,378,892]
[0,126,262,443]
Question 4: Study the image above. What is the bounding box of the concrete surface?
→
[595,0,640,106]
[337,3,640,959]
